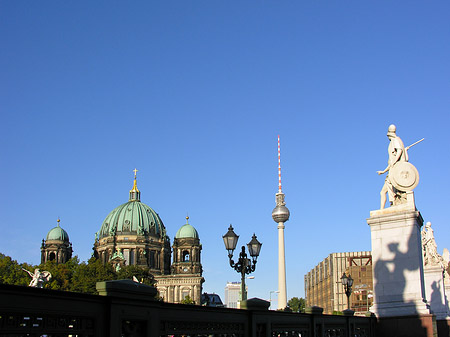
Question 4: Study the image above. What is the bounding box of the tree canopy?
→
[0,253,156,295]
[180,295,195,305]
[0,253,33,286]
[287,297,306,313]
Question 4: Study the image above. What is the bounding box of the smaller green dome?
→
[46,220,70,241]
[175,217,199,239]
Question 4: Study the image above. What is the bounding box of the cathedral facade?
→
[91,171,204,304]
[41,219,73,264]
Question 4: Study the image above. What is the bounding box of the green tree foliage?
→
[180,295,195,305]
[71,257,116,294]
[116,264,155,286]
[0,253,158,296]
[40,257,80,291]
[287,297,306,313]
[0,253,33,286]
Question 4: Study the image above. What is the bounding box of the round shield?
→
[390,161,419,192]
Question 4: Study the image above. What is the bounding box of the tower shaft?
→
[277,221,287,309]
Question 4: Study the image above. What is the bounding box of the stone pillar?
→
[193,284,198,304]
[367,208,430,317]
[424,265,450,319]
[168,286,172,303]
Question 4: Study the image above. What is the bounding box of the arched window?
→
[182,250,190,262]
[49,252,56,261]
[150,251,155,268]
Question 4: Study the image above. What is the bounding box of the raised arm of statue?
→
[377,167,389,175]
[22,268,33,277]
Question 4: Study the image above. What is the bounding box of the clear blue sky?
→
[1,1,449,303]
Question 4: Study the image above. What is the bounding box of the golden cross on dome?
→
[133,168,138,178]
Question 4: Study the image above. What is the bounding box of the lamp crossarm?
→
[245,260,256,274]
[228,246,258,275]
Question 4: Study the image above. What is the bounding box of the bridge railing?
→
[0,281,375,337]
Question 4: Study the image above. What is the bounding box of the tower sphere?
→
[272,204,290,223]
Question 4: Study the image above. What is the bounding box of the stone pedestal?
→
[367,207,430,317]
[424,265,450,320]
[445,280,450,313]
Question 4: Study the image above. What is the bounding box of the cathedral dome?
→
[97,171,166,239]
[98,200,166,239]
[46,220,70,241]
[175,217,199,239]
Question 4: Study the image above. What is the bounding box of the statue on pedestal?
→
[377,124,422,209]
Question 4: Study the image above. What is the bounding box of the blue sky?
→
[1,1,449,303]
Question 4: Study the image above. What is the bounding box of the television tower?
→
[271,135,290,309]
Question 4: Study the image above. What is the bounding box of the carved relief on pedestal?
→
[442,248,450,285]
[422,222,444,268]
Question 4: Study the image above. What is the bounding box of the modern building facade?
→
[304,251,373,315]
[224,282,245,308]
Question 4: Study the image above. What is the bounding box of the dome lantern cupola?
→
[41,218,73,264]
[129,168,141,201]
[172,216,202,276]
[175,216,199,239]
[46,218,70,242]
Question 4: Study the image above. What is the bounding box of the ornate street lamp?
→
[223,225,262,303]
[341,272,354,310]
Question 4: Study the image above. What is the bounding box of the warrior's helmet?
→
[387,124,396,137]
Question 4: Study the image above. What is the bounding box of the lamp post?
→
[367,291,373,312]
[340,272,354,310]
[269,290,279,310]
[223,225,262,303]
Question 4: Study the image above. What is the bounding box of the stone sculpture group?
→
[22,268,52,288]
[369,124,450,322]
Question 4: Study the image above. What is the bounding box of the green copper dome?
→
[98,201,166,239]
[175,217,199,239]
[46,220,70,241]
[98,172,166,239]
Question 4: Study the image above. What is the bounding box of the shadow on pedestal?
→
[375,315,436,337]
[436,319,450,337]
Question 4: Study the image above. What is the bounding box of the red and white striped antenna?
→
[278,135,282,192]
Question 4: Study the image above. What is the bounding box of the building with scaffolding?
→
[304,251,373,315]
